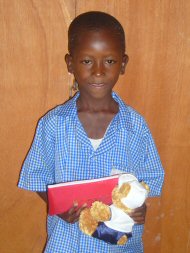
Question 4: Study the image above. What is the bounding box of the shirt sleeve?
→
[18,116,55,192]
[137,121,165,197]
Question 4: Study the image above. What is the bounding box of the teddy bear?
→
[79,173,149,245]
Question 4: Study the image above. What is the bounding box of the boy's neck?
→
[77,93,118,113]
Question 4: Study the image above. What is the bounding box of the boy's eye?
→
[106,59,116,65]
[81,59,92,65]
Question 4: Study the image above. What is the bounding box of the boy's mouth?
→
[89,83,105,88]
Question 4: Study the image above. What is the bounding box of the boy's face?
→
[65,29,128,99]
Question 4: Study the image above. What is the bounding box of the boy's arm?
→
[18,118,55,192]
[137,122,165,197]
[37,192,48,203]
[36,192,87,223]
[129,203,147,224]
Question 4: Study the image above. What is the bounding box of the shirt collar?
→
[112,92,133,132]
[58,91,133,132]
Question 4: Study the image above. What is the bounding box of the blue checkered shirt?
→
[18,92,164,253]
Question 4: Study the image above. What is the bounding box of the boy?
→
[18,11,164,252]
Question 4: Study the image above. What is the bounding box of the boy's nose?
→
[92,62,105,76]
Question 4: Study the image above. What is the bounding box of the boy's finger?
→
[68,202,78,214]
[75,203,87,216]
[134,203,147,211]
[130,204,147,216]
[129,213,144,220]
[132,216,145,224]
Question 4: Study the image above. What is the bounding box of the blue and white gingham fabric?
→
[18,92,164,253]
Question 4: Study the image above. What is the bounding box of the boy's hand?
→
[57,202,87,223]
[128,203,147,224]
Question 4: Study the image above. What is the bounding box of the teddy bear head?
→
[112,174,149,213]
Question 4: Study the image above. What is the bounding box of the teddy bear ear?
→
[119,183,131,196]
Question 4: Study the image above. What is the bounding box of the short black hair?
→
[68,11,126,54]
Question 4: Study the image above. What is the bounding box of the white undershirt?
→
[89,124,111,151]
[89,138,103,151]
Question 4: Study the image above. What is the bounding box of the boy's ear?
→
[65,54,74,74]
[120,54,129,75]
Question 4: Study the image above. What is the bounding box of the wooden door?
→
[0,1,189,252]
